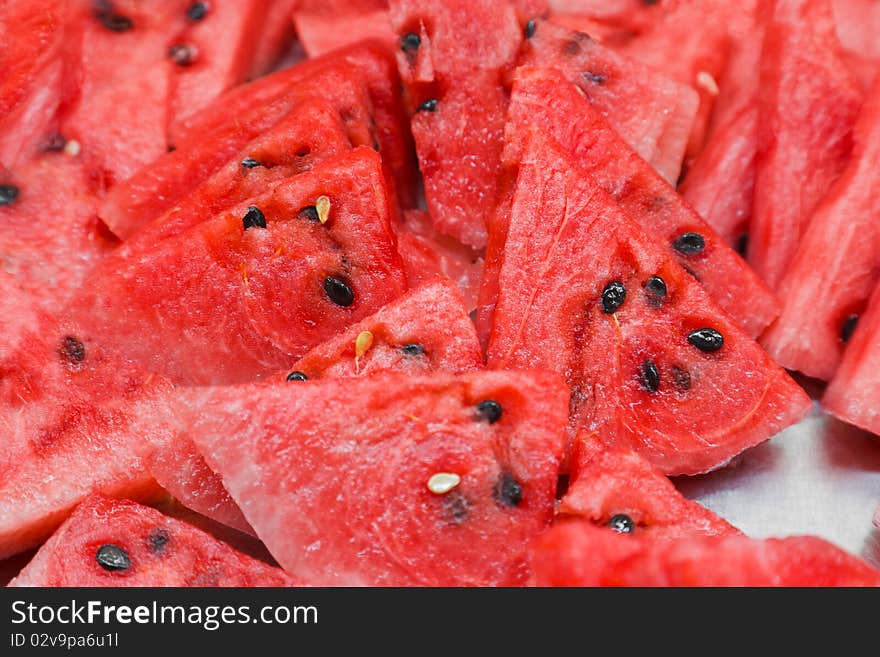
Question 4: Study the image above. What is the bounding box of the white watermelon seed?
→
[316,195,331,224]
[427,472,461,495]
[696,71,719,96]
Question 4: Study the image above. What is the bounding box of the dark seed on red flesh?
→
[298,205,319,222]
[583,71,607,85]
[94,3,133,32]
[601,281,627,314]
[736,233,749,257]
[240,157,261,168]
[476,399,502,424]
[401,343,424,356]
[148,528,170,554]
[673,232,706,256]
[60,336,86,364]
[688,328,724,353]
[286,371,308,381]
[43,133,67,152]
[494,471,523,507]
[640,360,660,393]
[169,44,196,66]
[672,366,692,391]
[96,544,131,571]
[323,276,354,307]
[242,205,266,230]
[418,99,438,113]
[841,314,859,343]
[608,514,635,534]
[644,276,667,305]
[400,32,421,53]
[525,19,537,39]
[442,492,470,523]
[186,1,208,21]
[0,184,19,205]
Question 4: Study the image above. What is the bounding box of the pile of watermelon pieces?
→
[1,0,880,587]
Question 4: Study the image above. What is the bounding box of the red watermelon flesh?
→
[531,521,880,586]
[521,19,699,184]
[396,210,484,312]
[289,277,483,380]
[294,1,395,58]
[247,0,297,79]
[832,0,880,89]
[169,41,417,208]
[823,284,880,436]
[101,65,378,240]
[0,278,173,559]
[0,153,116,314]
[186,370,568,586]
[387,0,522,248]
[559,434,740,539]
[749,0,864,289]
[60,0,181,188]
[546,1,676,33]
[9,497,296,587]
[127,99,355,246]
[761,80,880,380]
[70,147,407,386]
[0,0,79,169]
[484,129,811,475]
[479,66,779,340]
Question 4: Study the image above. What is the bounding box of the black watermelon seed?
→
[841,314,859,343]
[524,19,537,39]
[0,184,19,206]
[736,233,749,257]
[494,471,523,507]
[323,276,354,307]
[147,528,170,554]
[43,132,67,152]
[583,71,607,85]
[298,205,319,222]
[417,99,438,113]
[96,544,131,571]
[240,157,261,168]
[688,328,724,353]
[286,371,308,381]
[672,366,692,391]
[476,399,502,424]
[608,514,635,534]
[640,360,660,393]
[242,205,266,230]
[401,343,425,356]
[400,32,421,53]
[642,0,660,6]
[673,232,706,256]
[644,276,667,305]
[601,280,627,314]
[60,336,86,364]
[442,492,470,524]
[94,3,133,32]
[186,1,208,21]
[169,44,196,66]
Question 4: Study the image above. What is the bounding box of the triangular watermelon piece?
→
[294,0,395,57]
[479,66,779,340]
[169,41,416,208]
[71,147,407,385]
[761,80,880,380]
[559,434,740,539]
[9,496,297,587]
[521,18,699,184]
[749,0,864,289]
[101,65,379,240]
[484,129,811,475]
[0,276,172,559]
[531,521,880,586]
[186,370,568,585]
[387,0,523,248]
[823,283,880,436]
[151,277,483,534]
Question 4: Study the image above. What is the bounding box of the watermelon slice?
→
[101,65,378,240]
[294,0,395,57]
[483,129,811,475]
[760,79,880,380]
[71,147,407,385]
[749,0,864,289]
[479,66,780,340]
[186,370,568,585]
[387,0,522,248]
[0,276,172,559]
[559,434,740,539]
[9,496,297,587]
[531,521,880,586]
[823,283,880,436]
[521,19,698,184]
